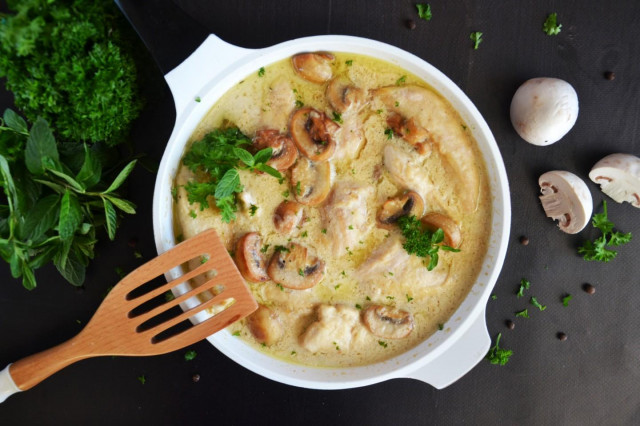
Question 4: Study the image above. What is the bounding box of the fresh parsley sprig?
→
[0,110,137,289]
[543,13,562,36]
[578,200,632,262]
[485,333,513,365]
[397,216,460,271]
[181,127,282,223]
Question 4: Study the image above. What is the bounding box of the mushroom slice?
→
[235,232,270,282]
[290,107,338,162]
[589,153,640,208]
[267,243,325,289]
[386,113,431,154]
[377,191,425,228]
[292,52,335,84]
[246,305,284,346]
[273,200,304,234]
[362,305,414,339]
[421,212,462,249]
[539,171,593,234]
[253,129,298,171]
[326,76,366,113]
[290,157,332,206]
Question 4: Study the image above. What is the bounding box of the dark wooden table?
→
[2,1,640,424]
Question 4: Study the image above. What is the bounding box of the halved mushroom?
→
[253,129,298,171]
[377,191,425,228]
[589,153,640,208]
[386,113,431,154]
[267,243,325,290]
[273,200,304,234]
[290,157,332,206]
[539,171,593,234]
[290,107,338,162]
[326,76,366,113]
[246,304,284,346]
[234,232,270,282]
[292,52,335,84]
[362,305,414,339]
[421,212,462,249]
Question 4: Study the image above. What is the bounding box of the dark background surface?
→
[2,0,640,424]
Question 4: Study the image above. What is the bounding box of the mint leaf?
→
[58,190,83,240]
[103,160,137,194]
[55,250,85,287]
[104,195,136,214]
[75,144,101,189]
[253,147,273,165]
[48,168,86,193]
[215,169,241,199]
[103,197,117,240]
[233,147,255,167]
[25,117,59,175]
[22,194,60,241]
[3,109,28,134]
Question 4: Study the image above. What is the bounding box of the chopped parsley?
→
[321,228,327,234]
[184,350,197,361]
[137,375,146,385]
[274,245,290,253]
[346,247,353,255]
[384,128,394,140]
[366,296,371,301]
[195,96,201,103]
[516,278,531,298]
[578,201,632,262]
[249,204,258,216]
[395,75,407,85]
[295,181,302,195]
[232,331,241,336]
[470,31,483,49]
[438,323,444,330]
[515,309,530,318]
[301,231,308,238]
[396,216,460,271]
[562,294,572,307]
[298,268,305,277]
[406,294,414,302]
[258,67,265,77]
[282,189,290,198]
[332,111,343,124]
[485,333,512,365]
[334,284,341,290]
[530,297,546,311]
[355,304,362,310]
[378,340,388,348]
[491,294,498,300]
[295,99,304,108]
[543,13,562,35]
[276,283,284,291]
[189,209,197,219]
[348,225,354,230]
[345,60,353,66]
[415,3,432,21]
[260,244,270,253]
[386,296,395,300]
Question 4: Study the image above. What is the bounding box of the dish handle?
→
[404,309,490,389]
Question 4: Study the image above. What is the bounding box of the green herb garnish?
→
[258,67,265,77]
[137,375,146,385]
[485,333,513,365]
[332,112,343,124]
[378,340,388,348]
[295,99,304,108]
[249,204,258,216]
[578,201,632,262]
[384,128,394,140]
[232,331,241,336]
[396,216,460,271]
[274,245,290,253]
[416,4,432,21]
[516,278,531,298]
[355,304,362,310]
[470,31,483,49]
[515,309,529,318]
[543,13,562,35]
[406,294,414,302]
[562,294,572,307]
[184,350,197,361]
[345,60,353,66]
[395,75,407,85]
[530,297,546,311]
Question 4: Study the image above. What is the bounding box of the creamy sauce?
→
[173,53,491,368]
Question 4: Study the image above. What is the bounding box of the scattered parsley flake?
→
[530,297,546,311]
[515,309,530,318]
[378,340,388,348]
[394,101,400,107]
[366,296,371,301]
[334,284,341,290]
[260,244,270,253]
[485,333,513,365]
[232,331,241,336]
[249,204,258,216]
[184,350,197,361]
[274,245,290,253]
[295,99,304,108]
[376,109,383,114]
[276,283,284,291]
[258,67,265,77]
[189,209,197,219]
[134,250,142,259]
[282,189,290,198]
[291,351,297,355]
[298,268,305,277]
[321,228,327,234]
[384,128,394,140]
[295,181,302,195]
[386,296,395,300]
[396,75,407,85]
[348,225,354,230]
[543,13,562,35]
[578,201,632,262]
[517,278,531,298]
[470,32,483,49]
[438,323,444,330]
[406,294,414,302]
[332,111,343,124]
[416,3,432,21]
[355,304,362,310]
[137,375,146,385]
[562,294,572,307]
[491,294,498,300]
[345,60,353,66]
[195,96,201,103]
[301,231,308,238]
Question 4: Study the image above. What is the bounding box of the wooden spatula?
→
[0,228,257,403]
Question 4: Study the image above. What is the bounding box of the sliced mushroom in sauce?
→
[234,232,270,282]
[362,305,414,339]
[292,52,335,84]
[421,212,462,249]
[326,76,366,113]
[377,191,425,228]
[253,129,298,171]
[290,156,332,206]
[290,107,338,162]
[267,243,325,290]
[273,200,304,235]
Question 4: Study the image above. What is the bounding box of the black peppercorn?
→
[505,320,515,330]
[406,19,416,30]
[519,235,529,245]
[557,332,567,341]
[583,283,596,294]
[192,374,200,382]
[604,71,615,81]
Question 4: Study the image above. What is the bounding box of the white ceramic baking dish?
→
[152,34,511,390]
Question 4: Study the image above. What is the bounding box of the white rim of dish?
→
[153,35,511,389]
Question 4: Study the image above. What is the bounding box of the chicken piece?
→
[332,112,365,161]
[383,145,436,208]
[300,304,361,353]
[322,181,373,255]
[261,77,296,132]
[375,85,480,212]
[357,235,450,299]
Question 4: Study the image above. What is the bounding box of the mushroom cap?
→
[377,191,425,229]
[291,52,335,84]
[589,153,640,208]
[510,78,579,146]
[362,305,414,339]
[421,212,462,249]
[538,170,593,234]
[267,243,325,289]
[234,232,270,282]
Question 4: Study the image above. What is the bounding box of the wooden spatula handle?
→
[3,334,91,397]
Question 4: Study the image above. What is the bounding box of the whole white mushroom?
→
[510,78,579,146]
